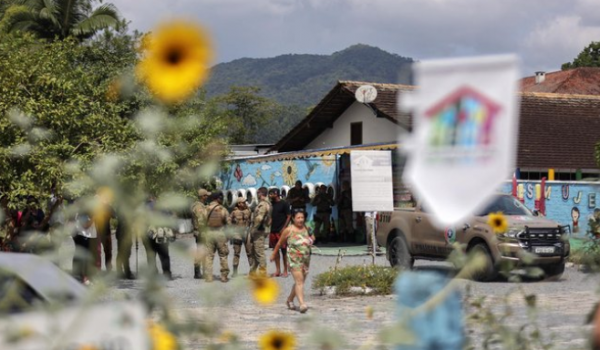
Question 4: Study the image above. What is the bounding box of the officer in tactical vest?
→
[204,191,231,283]
[229,194,252,277]
[311,184,334,243]
[191,188,210,279]
[249,187,272,276]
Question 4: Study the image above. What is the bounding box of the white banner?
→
[0,301,149,350]
[350,150,394,212]
[400,55,520,227]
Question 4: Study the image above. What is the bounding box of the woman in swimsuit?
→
[270,210,313,313]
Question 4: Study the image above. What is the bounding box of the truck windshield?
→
[477,196,533,216]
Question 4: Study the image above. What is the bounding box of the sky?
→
[111,0,600,77]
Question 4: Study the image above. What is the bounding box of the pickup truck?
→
[376,194,570,281]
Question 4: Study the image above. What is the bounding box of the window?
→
[350,122,363,146]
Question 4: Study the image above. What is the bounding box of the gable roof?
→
[520,68,600,95]
[271,81,414,152]
[272,81,600,170]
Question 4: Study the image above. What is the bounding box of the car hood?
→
[474,215,560,229]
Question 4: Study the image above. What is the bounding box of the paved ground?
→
[54,234,600,350]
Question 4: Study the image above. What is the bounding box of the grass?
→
[312,265,399,296]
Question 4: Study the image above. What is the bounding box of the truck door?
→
[411,205,447,257]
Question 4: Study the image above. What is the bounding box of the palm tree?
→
[4,0,119,40]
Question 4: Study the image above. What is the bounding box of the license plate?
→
[534,246,555,254]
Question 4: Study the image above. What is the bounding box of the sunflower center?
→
[494,219,503,227]
[254,278,266,288]
[271,336,284,349]
[166,48,184,65]
[287,166,292,175]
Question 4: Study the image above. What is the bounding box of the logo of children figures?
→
[425,86,501,149]
[444,227,456,245]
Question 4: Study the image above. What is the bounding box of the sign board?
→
[399,55,520,227]
[350,150,394,212]
[0,301,148,350]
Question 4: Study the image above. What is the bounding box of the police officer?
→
[191,189,211,279]
[311,184,334,243]
[249,187,271,276]
[229,194,252,277]
[204,191,231,283]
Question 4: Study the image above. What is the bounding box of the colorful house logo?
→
[425,86,501,148]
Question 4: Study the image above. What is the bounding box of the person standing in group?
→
[311,185,334,244]
[72,211,97,285]
[204,191,231,283]
[191,189,211,279]
[94,188,114,273]
[287,180,309,213]
[270,210,313,313]
[268,188,291,277]
[115,211,135,279]
[249,187,272,276]
[336,181,353,242]
[143,198,175,280]
[229,194,252,277]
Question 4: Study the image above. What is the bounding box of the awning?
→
[243,142,400,163]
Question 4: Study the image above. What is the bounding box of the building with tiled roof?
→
[272,81,600,180]
[520,68,600,95]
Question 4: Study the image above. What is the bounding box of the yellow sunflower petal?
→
[148,321,178,350]
[487,212,508,234]
[258,330,297,350]
[251,276,280,305]
[136,20,214,104]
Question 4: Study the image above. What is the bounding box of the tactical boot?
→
[232,267,238,278]
[194,265,202,279]
[220,275,229,283]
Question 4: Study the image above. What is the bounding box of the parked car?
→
[376,194,570,281]
[0,253,86,314]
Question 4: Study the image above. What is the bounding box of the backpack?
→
[149,226,175,244]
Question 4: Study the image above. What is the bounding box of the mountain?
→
[205,44,414,107]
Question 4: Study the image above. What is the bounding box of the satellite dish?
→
[355,85,378,103]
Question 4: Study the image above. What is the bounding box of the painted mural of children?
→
[572,207,580,234]
[589,208,600,238]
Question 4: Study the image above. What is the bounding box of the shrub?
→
[313,265,399,296]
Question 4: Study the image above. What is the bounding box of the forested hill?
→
[205,44,415,107]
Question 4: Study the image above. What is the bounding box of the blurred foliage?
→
[313,264,398,295]
[1,0,119,40]
[562,41,600,70]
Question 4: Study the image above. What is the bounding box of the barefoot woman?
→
[270,210,313,313]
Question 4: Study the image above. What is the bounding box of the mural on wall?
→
[501,181,600,238]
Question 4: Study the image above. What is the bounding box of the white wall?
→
[305,102,406,150]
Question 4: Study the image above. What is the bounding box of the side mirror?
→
[463,223,470,231]
[532,210,541,217]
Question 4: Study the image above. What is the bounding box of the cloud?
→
[273,171,282,177]
[261,165,272,170]
[242,174,257,186]
[112,0,599,75]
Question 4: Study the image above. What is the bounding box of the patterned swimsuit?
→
[287,227,312,272]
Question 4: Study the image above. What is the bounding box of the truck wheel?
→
[470,243,498,282]
[389,236,413,269]
[542,262,565,281]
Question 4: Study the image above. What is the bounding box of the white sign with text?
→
[350,150,394,212]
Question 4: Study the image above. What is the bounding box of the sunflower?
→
[259,330,296,350]
[281,161,298,187]
[487,212,508,234]
[250,275,279,305]
[148,321,178,350]
[136,20,214,104]
[322,156,335,167]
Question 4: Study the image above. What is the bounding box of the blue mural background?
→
[500,181,600,238]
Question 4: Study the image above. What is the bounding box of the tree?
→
[3,0,119,40]
[214,86,282,144]
[562,41,600,70]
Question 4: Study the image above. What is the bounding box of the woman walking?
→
[270,211,313,313]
